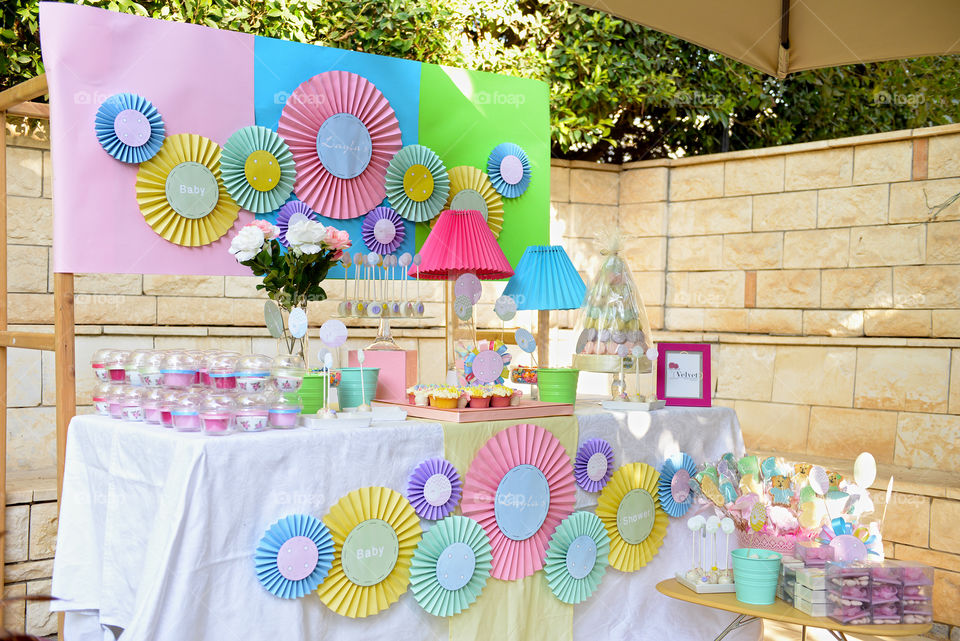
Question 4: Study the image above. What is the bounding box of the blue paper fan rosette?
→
[384,144,450,222]
[574,438,614,492]
[407,457,462,521]
[361,206,405,255]
[409,515,492,617]
[221,125,296,214]
[94,93,165,163]
[276,200,317,248]
[544,511,609,604]
[487,142,530,199]
[254,514,334,599]
[658,452,698,517]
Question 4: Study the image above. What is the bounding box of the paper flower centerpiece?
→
[436,166,505,238]
[574,438,615,493]
[487,142,531,199]
[276,200,318,248]
[596,462,668,572]
[385,144,450,222]
[94,92,165,164]
[220,125,296,214]
[361,207,405,255]
[409,515,492,617]
[407,457,462,521]
[278,71,401,219]
[464,340,511,385]
[135,133,240,246]
[544,511,610,604]
[318,486,421,618]
[254,514,334,599]
[658,453,698,518]
[461,423,576,581]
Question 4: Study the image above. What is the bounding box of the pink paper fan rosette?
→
[574,438,614,493]
[362,207,405,255]
[276,200,317,248]
[461,423,575,580]
[407,457,462,521]
[277,70,401,219]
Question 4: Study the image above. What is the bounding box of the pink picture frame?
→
[656,343,711,407]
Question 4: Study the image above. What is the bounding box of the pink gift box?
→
[347,349,417,403]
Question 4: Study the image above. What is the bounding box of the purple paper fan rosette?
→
[574,438,615,492]
[362,206,405,255]
[407,457,462,520]
[276,200,317,247]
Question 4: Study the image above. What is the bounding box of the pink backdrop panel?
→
[41,3,256,275]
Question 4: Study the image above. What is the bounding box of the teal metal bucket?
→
[337,367,379,409]
[731,548,782,605]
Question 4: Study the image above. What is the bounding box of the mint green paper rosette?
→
[544,511,610,604]
[221,125,296,214]
[384,144,450,222]
[409,515,492,617]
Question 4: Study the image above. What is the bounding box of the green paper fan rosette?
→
[221,125,296,214]
[385,145,450,222]
[544,511,609,604]
[409,515,492,617]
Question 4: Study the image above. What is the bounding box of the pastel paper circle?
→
[385,144,450,222]
[494,295,517,321]
[515,328,537,353]
[318,319,348,347]
[361,207,405,255]
[407,457,462,521]
[164,162,220,219]
[658,452,698,517]
[244,149,282,192]
[854,452,877,488]
[277,535,320,582]
[114,109,151,147]
[499,155,525,185]
[616,489,656,545]
[597,462,668,571]
[403,164,434,202]
[316,112,373,180]
[450,189,489,218]
[671,469,691,503]
[341,519,400,586]
[221,125,297,214]
[455,273,483,304]
[494,464,551,541]
[830,534,868,562]
[574,438,614,493]
[487,142,531,199]
[587,453,609,482]
[565,535,598,580]
[454,295,473,322]
[423,473,454,507]
[373,218,396,244]
[435,542,476,591]
[288,307,308,339]
[471,349,505,383]
[809,466,830,494]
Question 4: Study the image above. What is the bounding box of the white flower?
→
[285,219,327,255]
[229,225,266,262]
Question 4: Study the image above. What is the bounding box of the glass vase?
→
[277,301,310,369]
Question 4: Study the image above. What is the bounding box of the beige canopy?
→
[571,0,960,77]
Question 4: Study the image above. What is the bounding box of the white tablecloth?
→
[53,407,759,641]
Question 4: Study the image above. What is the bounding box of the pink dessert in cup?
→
[91,348,113,382]
[171,393,203,432]
[107,383,126,419]
[161,351,198,389]
[200,393,235,435]
[268,395,302,429]
[271,355,306,393]
[142,388,164,424]
[208,353,239,390]
[106,350,130,382]
[92,381,111,416]
[234,393,269,432]
[235,354,272,392]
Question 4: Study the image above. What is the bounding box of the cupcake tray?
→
[372,399,575,423]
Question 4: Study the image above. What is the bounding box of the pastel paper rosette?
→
[409,515,492,617]
[434,166,505,238]
[463,340,511,385]
[658,452,698,518]
[220,125,296,213]
[318,486,421,618]
[574,438,614,493]
[276,199,318,248]
[461,423,576,581]
[94,92,165,163]
[487,142,531,199]
[543,511,610,604]
[361,206,405,255]
[407,457,462,521]
[384,144,450,222]
[254,514,334,599]
[135,133,240,246]
[596,462,669,572]
[278,70,402,219]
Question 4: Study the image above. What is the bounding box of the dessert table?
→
[52,406,760,641]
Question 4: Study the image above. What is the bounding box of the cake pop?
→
[686,515,706,582]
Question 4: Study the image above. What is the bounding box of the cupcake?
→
[464,385,491,408]
[428,386,460,409]
[489,385,513,408]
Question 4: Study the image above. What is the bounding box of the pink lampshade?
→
[410,210,514,280]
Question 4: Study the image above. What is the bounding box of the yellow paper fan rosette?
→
[318,486,422,618]
[433,165,504,238]
[596,462,668,572]
[135,133,240,246]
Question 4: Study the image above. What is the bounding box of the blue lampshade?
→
[502,245,587,310]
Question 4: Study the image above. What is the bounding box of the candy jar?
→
[161,351,198,389]
[107,382,126,419]
[208,353,239,391]
[171,392,203,432]
[271,355,306,393]
[106,350,130,382]
[268,393,302,429]
[200,393,235,435]
[234,393,269,433]
[236,354,272,392]
[91,381,111,416]
[124,349,154,386]
[120,386,144,422]
[159,389,181,428]
[91,348,114,382]
[140,351,166,387]
[142,387,164,425]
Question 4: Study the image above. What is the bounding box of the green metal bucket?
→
[337,367,380,409]
[731,548,782,605]
[537,368,579,404]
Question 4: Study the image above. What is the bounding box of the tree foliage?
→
[4,0,958,162]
